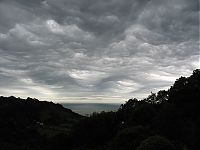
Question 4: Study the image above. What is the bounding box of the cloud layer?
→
[0,0,199,103]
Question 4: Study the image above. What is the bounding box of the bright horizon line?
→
[0,95,149,104]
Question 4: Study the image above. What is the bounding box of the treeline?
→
[0,69,199,150]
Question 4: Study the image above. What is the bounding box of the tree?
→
[110,126,151,150]
[136,136,176,150]
[119,98,139,111]
[156,90,169,103]
[144,92,156,104]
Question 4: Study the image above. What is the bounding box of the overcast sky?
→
[0,0,199,103]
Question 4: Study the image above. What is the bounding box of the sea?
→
[61,103,121,116]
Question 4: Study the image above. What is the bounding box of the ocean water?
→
[61,103,121,116]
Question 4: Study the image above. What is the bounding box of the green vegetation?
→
[0,69,199,150]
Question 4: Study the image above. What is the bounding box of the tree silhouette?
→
[136,136,176,150]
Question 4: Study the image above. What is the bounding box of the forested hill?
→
[0,96,83,150]
[0,96,82,125]
[0,69,199,150]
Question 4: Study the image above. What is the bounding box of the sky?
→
[0,0,199,103]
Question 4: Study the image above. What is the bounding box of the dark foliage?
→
[0,96,82,150]
[136,136,176,150]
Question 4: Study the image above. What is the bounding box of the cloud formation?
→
[0,0,199,103]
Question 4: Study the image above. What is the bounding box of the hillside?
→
[0,69,199,150]
[0,96,83,150]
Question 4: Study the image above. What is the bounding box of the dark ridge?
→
[0,96,83,150]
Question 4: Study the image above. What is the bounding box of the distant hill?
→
[0,96,83,150]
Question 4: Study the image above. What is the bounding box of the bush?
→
[136,136,176,150]
[110,126,151,150]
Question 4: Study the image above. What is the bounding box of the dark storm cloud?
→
[0,0,199,102]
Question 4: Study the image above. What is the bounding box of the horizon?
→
[0,0,199,103]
